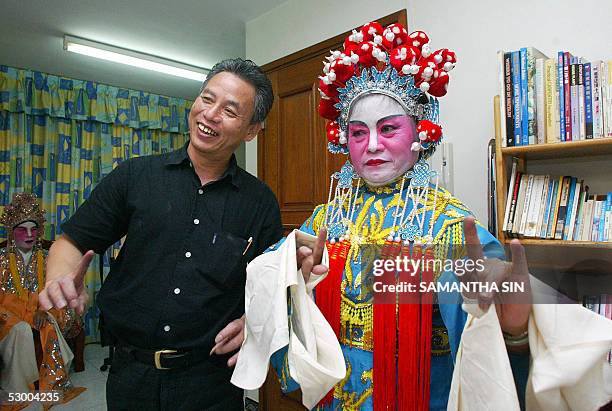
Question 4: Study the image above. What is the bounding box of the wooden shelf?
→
[500,137,612,160]
[503,239,612,249]
[492,95,612,253]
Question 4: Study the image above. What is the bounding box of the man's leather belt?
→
[117,345,210,370]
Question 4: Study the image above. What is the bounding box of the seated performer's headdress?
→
[318,22,456,159]
[0,193,46,300]
[1,193,46,232]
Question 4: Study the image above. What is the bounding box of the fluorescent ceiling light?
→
[64,35,208,82]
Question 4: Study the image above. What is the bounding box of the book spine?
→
[503,159,518,232]
[541,178,554,238]
[507,171,522,234]
[566,180,581,240]
[592,199,603,241]
[584,62,594,139]
[520,48,529,145]
[563,177,577,240]
[504,52,514,146]
[548,177,563,239]
[602,62,609,137]
[525,175,544,237]
[563,52,572,141]
[497,51,507,147]
[593,62,602,138]
[512,174,529,235]
[512,51,522,145]
[578,63,586,140]
[570,63,579,141]
[536,175,550,237]
[544,59,557,142]
[605,193,612,241]
[555,177,571,240]
[535,58,546,144]
[573,189,586,241]
[519,174,535,235]
[544,179,559,239]
[557,52,566,141]
[581,197,594,241]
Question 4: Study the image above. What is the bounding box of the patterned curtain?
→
[0,65,192,341]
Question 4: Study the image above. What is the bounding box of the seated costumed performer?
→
[0,193,85,410]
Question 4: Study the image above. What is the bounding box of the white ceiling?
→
[0,0,288,100]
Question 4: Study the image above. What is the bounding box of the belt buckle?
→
[154,349,177,370]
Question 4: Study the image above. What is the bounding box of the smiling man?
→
[38,59,283,410]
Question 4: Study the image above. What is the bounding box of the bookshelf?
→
[493,95,612,249]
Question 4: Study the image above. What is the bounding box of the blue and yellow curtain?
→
[0,65,192,341]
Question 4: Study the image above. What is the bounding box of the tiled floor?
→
[22,344,258,410]
[25,344,109,410]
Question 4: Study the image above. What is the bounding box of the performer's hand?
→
[462,217,532,337]
[33,310,48,330]
[296,228,328,283]
[211,314,245,367]
[39,250,95,316]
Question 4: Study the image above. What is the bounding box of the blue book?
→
[520,48,529,145]
[564,177,577,240]
[584,62,593,139]
[557,52,566,141]
[512,51,522,145]
[541,179,555,238]
[602,193,612,241]
[546,179,560,239]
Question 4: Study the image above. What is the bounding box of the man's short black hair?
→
[200,58,274,124]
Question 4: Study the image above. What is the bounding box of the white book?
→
[535,58,546,144]
[524,175,542,237]
[572,188,587,241]
[592,201,603,242]
[578,61,586,140]
[608,61,612,136]
[605,208,611,242]
[535,175,551,238]
[576,199,589,241]
[512,175,529,236]
[502,159,518,232]
[581,199,594,241]
[592,61,602,138]
[602,61,610,136]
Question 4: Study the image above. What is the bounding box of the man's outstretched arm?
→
[39,234,94,315]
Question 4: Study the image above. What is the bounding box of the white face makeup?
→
[347,94,419,186]
[13,221,38,253]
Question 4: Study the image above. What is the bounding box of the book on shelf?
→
[584,62,593,139]
[501,168,612,243]
[563,52,573,141]
[497,48,611,146]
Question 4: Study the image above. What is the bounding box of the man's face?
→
[188,71,261,160]
[348,94,419,186]
[13,221,38,252]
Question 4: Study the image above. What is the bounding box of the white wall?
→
[246,0,612,223]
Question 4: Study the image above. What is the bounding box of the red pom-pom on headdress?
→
[360,22,384,42]
[416,120,443,144]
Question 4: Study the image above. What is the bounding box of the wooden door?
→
[257,10,407,410]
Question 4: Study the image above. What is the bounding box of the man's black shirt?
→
[62,143,282,351]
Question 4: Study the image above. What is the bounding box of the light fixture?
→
[63,35,209,82]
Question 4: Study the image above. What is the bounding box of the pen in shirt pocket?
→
[243,236,253,255]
